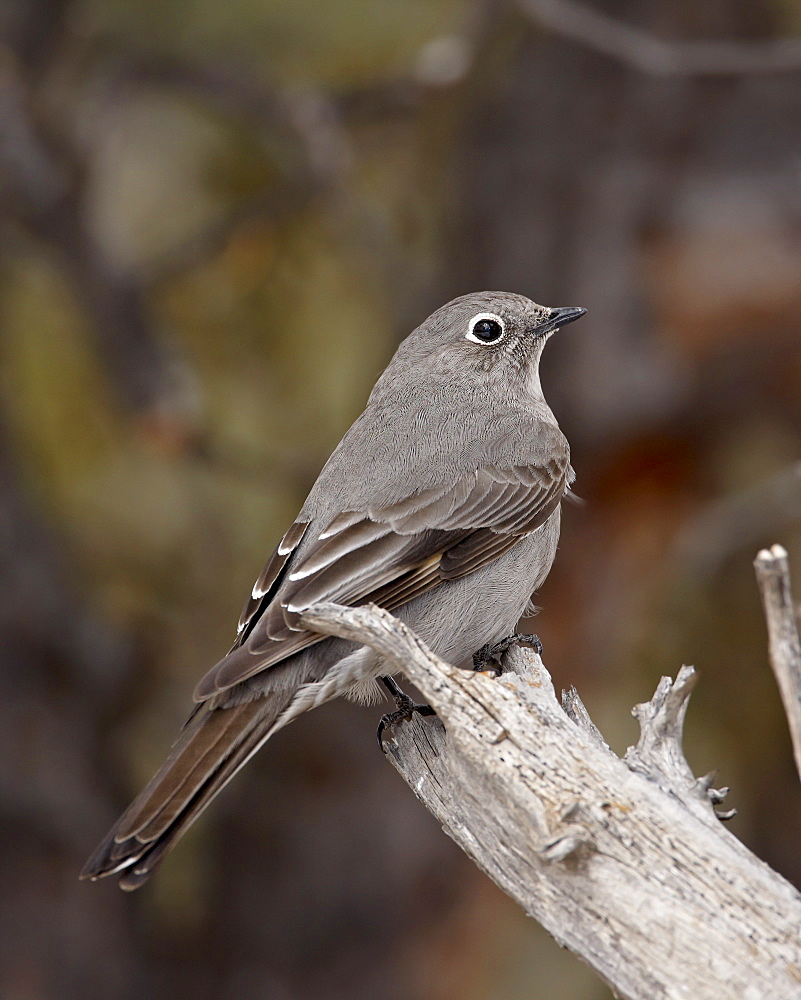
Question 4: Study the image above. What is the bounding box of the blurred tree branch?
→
[106,54,350,286]
[518,0,801,75]
[0,17,399,433]
[301,591,801,1000]
[0,11,365,432]
[108,56,351,185]
[672,462,801,581]
[4,0,801,435]
[0,49,193,427]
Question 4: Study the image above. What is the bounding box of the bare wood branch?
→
[517,0,801,76]
[755,544,801,783]
[301,601,801,1000]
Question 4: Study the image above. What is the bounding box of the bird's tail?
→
[80,692,293,891]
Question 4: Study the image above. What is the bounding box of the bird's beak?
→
[537,306,587,336]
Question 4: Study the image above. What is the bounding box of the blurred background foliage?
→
[2,0,801,997]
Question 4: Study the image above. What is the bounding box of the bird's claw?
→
[472,633,543,672]
[376,693,436,751]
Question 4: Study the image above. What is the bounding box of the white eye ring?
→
[465,312,505,345]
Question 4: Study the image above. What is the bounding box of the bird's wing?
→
[194,455,571,701]
[232,519,311,649]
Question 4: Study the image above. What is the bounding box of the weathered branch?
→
[301,601,801,1000]
[755,544,801,783]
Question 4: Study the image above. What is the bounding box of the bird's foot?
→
[472,633,543,673]
[376,675,436,751]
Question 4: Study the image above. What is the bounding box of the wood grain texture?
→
[301,599,801,1000]
[755,544,801,784]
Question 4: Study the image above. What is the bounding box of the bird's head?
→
[384,291,586,400]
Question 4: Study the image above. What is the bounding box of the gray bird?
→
[81,290,585,890]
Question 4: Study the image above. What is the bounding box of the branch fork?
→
[301,571,801,1000]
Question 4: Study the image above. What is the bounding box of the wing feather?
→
[233,521,310,647]
[195,447,570,701]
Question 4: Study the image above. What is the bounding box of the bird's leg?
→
[376,675,436,750]
[472,633,543,673]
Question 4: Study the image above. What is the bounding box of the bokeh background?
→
[2,0,801,997]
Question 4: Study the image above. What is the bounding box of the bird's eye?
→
[466,313,505,345]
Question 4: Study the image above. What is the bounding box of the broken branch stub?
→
[754,543,801,783]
